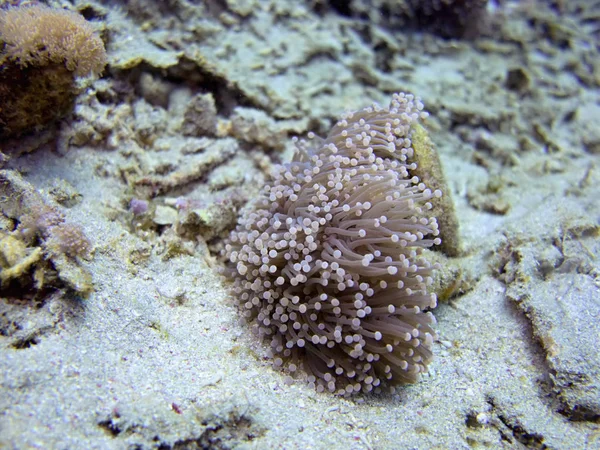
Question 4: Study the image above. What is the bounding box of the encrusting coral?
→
[0,4,106,137]
[223,93,443,395]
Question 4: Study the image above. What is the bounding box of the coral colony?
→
[0,4,106,137]
[224,93,442,395]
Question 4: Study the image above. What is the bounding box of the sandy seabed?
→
[1,1,599,449]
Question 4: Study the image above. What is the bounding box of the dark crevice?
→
[99,411,263,450]
[486,396,548,449]
[374,43,394,73]
[506,288,600,423]
[165,57,259,117]
[77,5,107,21]
[98,418,122,437]
[11,334,40,349]
[327,0,352,17]
[557,400,600,423]
[497,415,547,449]
[109,57,260,119]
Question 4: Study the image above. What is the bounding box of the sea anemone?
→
[223,93,442,395]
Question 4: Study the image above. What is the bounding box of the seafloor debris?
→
[0,170,93,295]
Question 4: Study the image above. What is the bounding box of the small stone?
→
[153,206,178,225]
[440,340,452,349]
[476,412,490,425]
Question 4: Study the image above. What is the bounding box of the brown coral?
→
[0,4,107,137]
[0,4,106,77]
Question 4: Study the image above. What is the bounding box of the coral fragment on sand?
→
[0,170,93,295]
